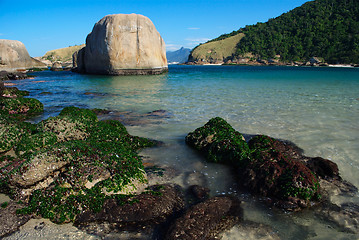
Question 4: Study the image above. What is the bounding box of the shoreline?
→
[184,62,359,68]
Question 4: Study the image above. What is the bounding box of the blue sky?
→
[0,0,309,57]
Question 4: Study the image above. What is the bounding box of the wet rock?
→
[36,106,97,142]
[184,171,208,187]
[1,106,157,224]
[244,135,320,209]
[185,117,249,165]
[165,196,242,240]
[316,202,359,234]
[0,201,33,238]
[0,71,28,81]
[76,184,185,229]
[0,87,43,119]
[186,118,321,210]
[220,221,281,240]
[306,157,339,179]
[187,185,210,203]
[9,150,68,188]
[319,177,358,204]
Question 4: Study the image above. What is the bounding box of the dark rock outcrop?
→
[165,196,241,240]
[76,184,184,225]
[185,117,347,210]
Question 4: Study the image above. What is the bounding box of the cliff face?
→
[75,14,168,75]
[0,40,46,71]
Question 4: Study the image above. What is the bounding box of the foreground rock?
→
[0,71,29,81]
[76,184,184,237]
[0,201,33,237]
[185,117,352,211]
[74,14,168,75]
[0,40,46,71]
[165,196,241,240]
[0,102,157,225]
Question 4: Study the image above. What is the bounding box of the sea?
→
[3,65,359,239]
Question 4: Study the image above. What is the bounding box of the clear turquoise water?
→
[10,65,359,239]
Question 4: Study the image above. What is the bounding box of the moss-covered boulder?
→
[0,104,158,223]
[186,117,323,210]
[245,135,320,208]
[185,117,250,165]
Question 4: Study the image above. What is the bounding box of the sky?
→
[0,0,310,57]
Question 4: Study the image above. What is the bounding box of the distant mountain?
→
[189,0,359,64]
[166,47,191,64]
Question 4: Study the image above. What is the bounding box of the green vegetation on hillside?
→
[235,0,359,63]
[189,33,244,63]
[191,0,359,64]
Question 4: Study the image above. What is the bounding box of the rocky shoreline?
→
[1,76,359,239]
[185,56,359,67]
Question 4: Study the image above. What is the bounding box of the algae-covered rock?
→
[165,196,241,240]
[0,86,43,121]
[245,135,320,207]
[37,107,97,142]
[1,106,158,224]
[186,117,322,210]
[0,121,22,153]
[0,97,43,117]
[1,87,29,98]
[185,117,250,165]
[76,184,184,226]
[15,132,57,156]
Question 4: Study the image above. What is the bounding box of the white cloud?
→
[185,37,211,43]
[166,43,184,51]
[187,27,200,30]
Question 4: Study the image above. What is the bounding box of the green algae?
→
[185,117,250,165]
[0,88,43,120]
[0,98,157,223]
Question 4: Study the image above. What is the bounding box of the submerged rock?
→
[165,196,242,240]
[317,202,359,234]
[74,14,168,75]
[0,201,33,238]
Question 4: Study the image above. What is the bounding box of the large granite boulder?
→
[74,14,168,75]
[0,40,46,71]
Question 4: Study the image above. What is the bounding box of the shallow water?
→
[7,65,359,239]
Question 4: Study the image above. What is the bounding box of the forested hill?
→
[190,0,359,64]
